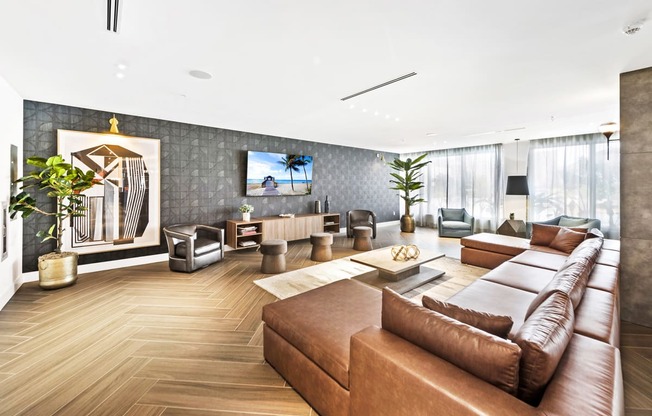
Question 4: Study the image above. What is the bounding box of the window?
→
[527,133,620,238]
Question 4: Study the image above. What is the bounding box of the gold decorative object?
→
[37,252,79,289]
[109,114,120,133]
[391,244,420,262]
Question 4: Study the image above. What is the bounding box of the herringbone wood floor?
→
[0,227,650,415]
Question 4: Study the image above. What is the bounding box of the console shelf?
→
[226,213,340,250]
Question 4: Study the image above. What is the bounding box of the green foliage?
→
[9,155,100,253]
[388,153,431,216]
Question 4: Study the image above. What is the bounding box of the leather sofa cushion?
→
[538,334,623,416]
[514,291,575,405]
[602,239,620,252]
[262,279,381,389]
[596,249,620,268]
[549,228,587,254]
[461,233,530,256]
[588,264,619,294]
[441,220,471,230]
[447,279,536,338]
[525,261,590,319]
[382,288,522,395]
[573,287,618,346]
[509,250,568,271]
[482,261,556,293]
[421,296,513,338]
[530,223,587,246]
[175,238,221,257]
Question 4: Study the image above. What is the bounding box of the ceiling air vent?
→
[340,72,417,101]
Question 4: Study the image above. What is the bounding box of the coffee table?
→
[350,247,446,294]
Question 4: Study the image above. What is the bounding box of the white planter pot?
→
[242,213,251,222]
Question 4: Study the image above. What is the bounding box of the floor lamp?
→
[506,139,530,221]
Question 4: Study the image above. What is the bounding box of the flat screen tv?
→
[246,151,313,196]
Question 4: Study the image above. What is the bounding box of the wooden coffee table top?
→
[350,247,444,274]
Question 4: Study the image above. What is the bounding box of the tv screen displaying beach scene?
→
[246,151,313,196]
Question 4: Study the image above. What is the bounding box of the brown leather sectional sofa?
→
[262,231,622,415]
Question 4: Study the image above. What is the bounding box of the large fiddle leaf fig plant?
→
[10,155,100,254]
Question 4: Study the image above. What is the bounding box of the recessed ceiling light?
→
[385,114,390,119]
[623,20,645,35]
[426,133,438,137]
[115,72,125,79]
[349,104,355,109]
[362,108,367,113]
[117,63,127,70]
[189,70,212,80]
[374,111,379,116]
[395,117,400,122]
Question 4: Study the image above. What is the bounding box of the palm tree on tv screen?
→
[279,155,300,191]
[295,155,312,193]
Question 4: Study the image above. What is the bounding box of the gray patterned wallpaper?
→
[22,101,399,272]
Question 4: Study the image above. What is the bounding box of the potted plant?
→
[10,155,100,289]
[239,203,254,222]
[388,153,431,233]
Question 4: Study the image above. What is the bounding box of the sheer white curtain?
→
[404,144,503,232]
[527,133,620,238]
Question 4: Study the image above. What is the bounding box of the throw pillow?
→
[549,227,586,254]
[558,217,589,227]
[382,288,522,395]
[585,228,604,239]
[422,296,513,338]
[530,223,588,247]
[514,291,574,405]
[525,261,590,319]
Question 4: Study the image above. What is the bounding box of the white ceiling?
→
[1,1,651,153]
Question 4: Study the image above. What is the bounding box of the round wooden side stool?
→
[260,239,288,273]
[310,232,334,262]
[353,226,373,251]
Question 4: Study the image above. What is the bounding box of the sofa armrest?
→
[464,211,475,232]
[350,327,540,416]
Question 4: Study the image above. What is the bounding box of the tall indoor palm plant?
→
[10,155,100,289]
[388,153,431,232]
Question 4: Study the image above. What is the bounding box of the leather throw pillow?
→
[422,296,513,338]
[549,227,586,254]
[382,288,522,395]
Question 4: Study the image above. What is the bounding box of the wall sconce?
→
[599,122,619,160]
[376,153,385,162]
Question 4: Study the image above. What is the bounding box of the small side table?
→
[496,219,527,238]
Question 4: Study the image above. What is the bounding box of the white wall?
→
[0,74,23,310]
[502,140,530,221]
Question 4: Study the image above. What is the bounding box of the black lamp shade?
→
[506,175,530,196]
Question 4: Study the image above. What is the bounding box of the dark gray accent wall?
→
[620,67,652,327]
[22,101,399,272]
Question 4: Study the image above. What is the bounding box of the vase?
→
[314,200,321,214]
[38,252,78,290]
[242,212,251,222]
[400,215,415,233]
[324,195,330,213]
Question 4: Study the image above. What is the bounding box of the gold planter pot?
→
[38,252,78,290]
[400,215,415,233]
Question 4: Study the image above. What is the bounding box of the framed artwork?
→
[1,201,7,261]
[57,130,160,254]
[10,144,17,197]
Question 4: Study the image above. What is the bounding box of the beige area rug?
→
[255,256,489,300]
[408,257,490,302]
[254,259,377,300]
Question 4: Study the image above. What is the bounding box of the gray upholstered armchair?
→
[526,215,601,238]
[346,210,377,239]
[163,224,224,272]
[438,208,474,238]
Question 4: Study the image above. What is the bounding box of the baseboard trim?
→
[21,253,170,283]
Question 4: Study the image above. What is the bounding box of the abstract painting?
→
[1,202,7,261]
[58,130,160,254]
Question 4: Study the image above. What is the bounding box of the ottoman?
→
[353,226,373,251]
[260,239,287,273]
[262,279,381,416]
[310,232,334,262]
